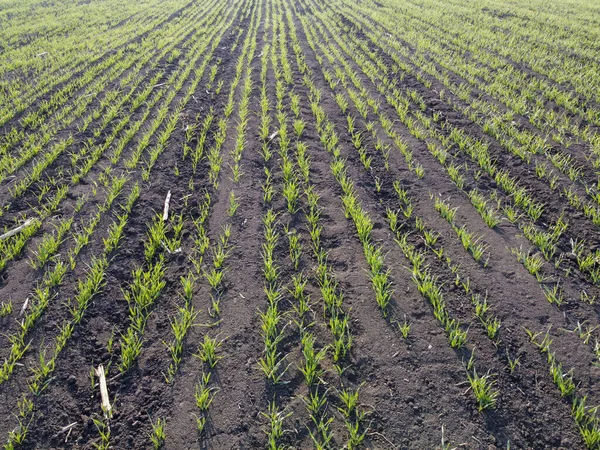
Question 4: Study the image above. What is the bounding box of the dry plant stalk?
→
[162,190,172,222]
[0,218,35,241]
[95,365,112,416]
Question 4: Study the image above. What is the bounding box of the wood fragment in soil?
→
[0,218,36,241]
[163,190,172,221]
[95,365,112,417]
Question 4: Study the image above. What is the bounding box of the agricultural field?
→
[1,0,600,448]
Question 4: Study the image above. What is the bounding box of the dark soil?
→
[0,0,598,449]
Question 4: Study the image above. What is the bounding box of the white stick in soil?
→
[0,218,36,241]
[163,190,172,222]
[95,365,112,417]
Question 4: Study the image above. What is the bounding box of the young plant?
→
[196,335,223,369]
[467,369,499,411]
[262,402,290,450]
[149,417,166,449]
[397,315,410,339]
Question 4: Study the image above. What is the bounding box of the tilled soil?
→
[0,0,599,449]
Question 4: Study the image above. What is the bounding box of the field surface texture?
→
[1,0,600,448]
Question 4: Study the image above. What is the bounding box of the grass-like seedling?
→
[543,283,564,306]
[92,417,111,450]
[196,335,223,369]
[149,417,166,449]
[293,118,305,137]
[467,369,498,411]
[228,190,240,216]
[195,372,217,411]
[472,293,501,339]
[164,301,196,383]
[511,246,546,282]
[468,189,500,228]
[262,402,291,450]
[0,300,13,317]
[119,258,166,373]
[397,315,411,339]
[299,333,327,386]
[506,351,521,374]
